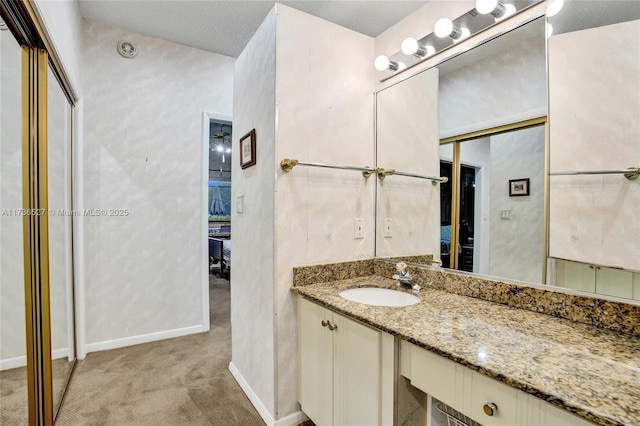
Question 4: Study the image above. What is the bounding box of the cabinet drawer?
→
[411,346,518,426]
[468,370,518,426]
[410,346,460,409]
[406,342,595,426]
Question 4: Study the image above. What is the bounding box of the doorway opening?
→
[207,119,232,278]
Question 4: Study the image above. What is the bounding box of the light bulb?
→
[495,4,516,21]
[454,28,471,43]
[216,145,224,152]
[402,37,436,58]
[546,23,554,37]
[397,62,407,72]
[547,0,564,17]
[476,0,515,20]
[374,55,400,71]
[402,37,419,55]
[374,55,390,71]
[424,45,435,57]
[226,148,231,153]
[476,0,499,15]
[434,18,454,38]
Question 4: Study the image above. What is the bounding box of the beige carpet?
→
[0,355,74,425]
[55,276,265,425]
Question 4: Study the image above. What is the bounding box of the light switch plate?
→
[384,218,392,238]
[354,218,365,239]
[236,195,244,214]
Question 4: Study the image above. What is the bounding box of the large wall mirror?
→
[375,1,640,301]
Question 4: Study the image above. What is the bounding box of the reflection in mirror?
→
[547,1,640,300]
[440,125,546,283]
[438,16,547,283]
[375,68,440,259]
[375,17,548,285]
[48,65,76,417]
[0,23,28,425]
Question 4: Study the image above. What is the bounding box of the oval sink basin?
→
[339,287,420,307]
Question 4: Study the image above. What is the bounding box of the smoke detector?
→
[117,40,137,58]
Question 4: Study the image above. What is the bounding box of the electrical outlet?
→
[354,218,365,239]
[384,218,392,238]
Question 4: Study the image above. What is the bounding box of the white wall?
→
[230,7,277,421]
[489,127,545,283]
[80,20,234,350]
[274,4,375,418]
[549,19,640,271]
[231,4,375,423]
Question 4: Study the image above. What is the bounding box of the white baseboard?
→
[85,325,204,354]
[228,361,307,426]
[229,361,276,425]
[275,410,308,426]
[1,348,71,371]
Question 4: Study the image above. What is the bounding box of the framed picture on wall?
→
[509,178,530,196]
[240,129,256,169]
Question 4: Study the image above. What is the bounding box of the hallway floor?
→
[56,275,265,425]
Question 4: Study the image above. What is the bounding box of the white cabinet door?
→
[333,312,382,426]
[299,297,390,426]
[299,298,333,426]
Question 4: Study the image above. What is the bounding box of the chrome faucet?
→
[393,262,421,291]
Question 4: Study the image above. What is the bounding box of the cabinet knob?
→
[483,402,498,416]
[327,322,338,331]
[321,320,328,327]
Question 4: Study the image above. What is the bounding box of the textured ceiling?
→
[77,1,429,58]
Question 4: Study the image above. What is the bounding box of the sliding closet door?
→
[1,2,78,422]
[0,20,28,426]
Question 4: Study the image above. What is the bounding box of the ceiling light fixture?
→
[434,18,470,41]
[401,37,436,59]
[375,1,534,76]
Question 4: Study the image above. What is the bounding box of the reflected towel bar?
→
[378,169,449,186]
[280,158,376,178]
[550,167,639,181]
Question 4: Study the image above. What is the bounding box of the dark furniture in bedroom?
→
[209,237,229,278]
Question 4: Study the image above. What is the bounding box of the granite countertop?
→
[292,275,640,426]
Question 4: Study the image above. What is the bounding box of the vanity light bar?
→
[375,0,543,76]
[550,167,640,180]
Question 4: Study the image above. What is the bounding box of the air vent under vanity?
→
[435,399,483,426]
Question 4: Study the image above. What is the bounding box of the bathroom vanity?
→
[292,261,640,426]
